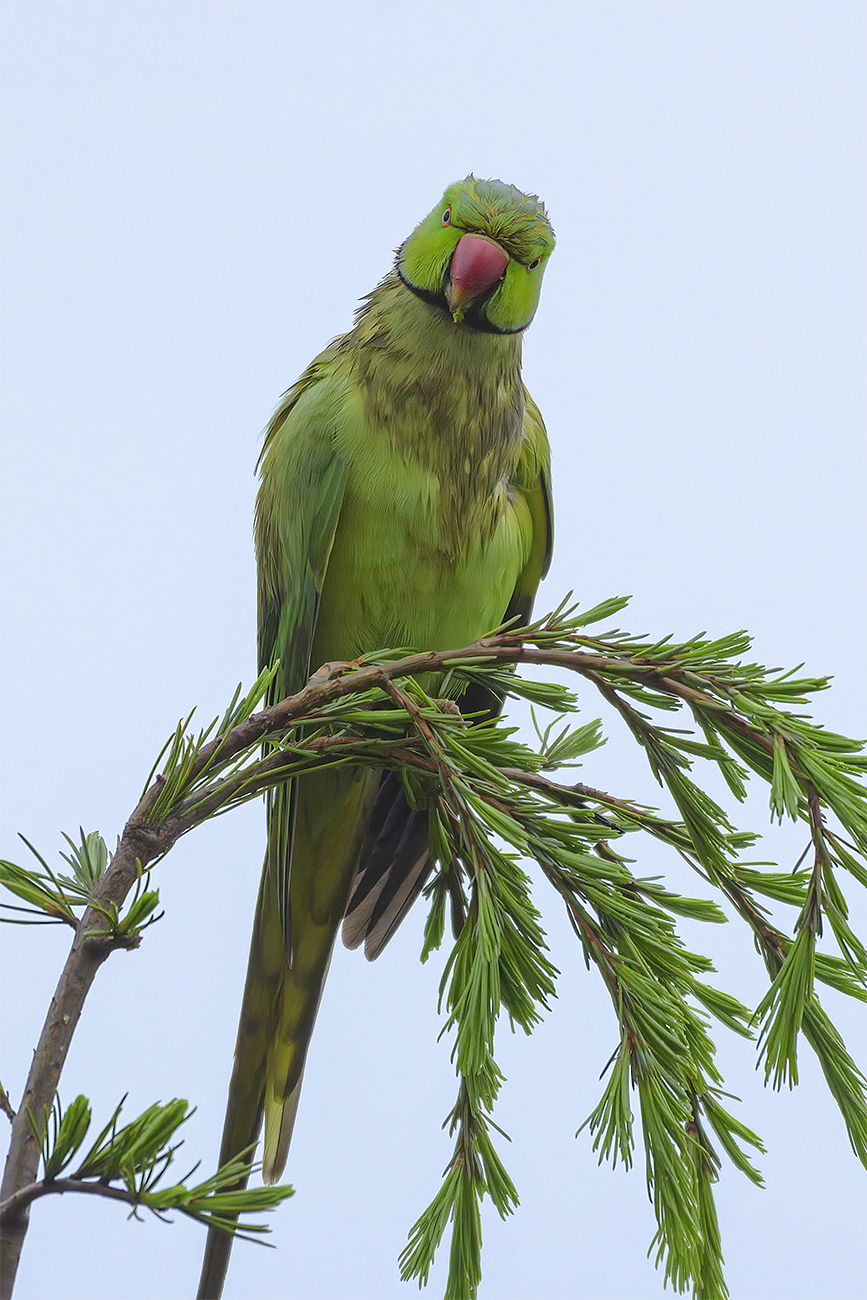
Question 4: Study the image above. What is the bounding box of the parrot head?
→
[397,176,554,334]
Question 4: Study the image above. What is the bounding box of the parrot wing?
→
[197,346,349,1300]
[256,344,351,947]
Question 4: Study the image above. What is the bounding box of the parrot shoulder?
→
[255,338,353,700]
[506,385,553,626]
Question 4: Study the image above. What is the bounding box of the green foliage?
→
[0,832,103,927]
[384,602,866,1300]
[4,596,866,1299]
[141,667,278,826]
[28,1093,293,1240]
[83,862,163,941]
[1,831,160,942]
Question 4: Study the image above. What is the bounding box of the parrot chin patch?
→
[397,260,530,336]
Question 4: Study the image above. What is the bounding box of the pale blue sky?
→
[1,3,865,1298]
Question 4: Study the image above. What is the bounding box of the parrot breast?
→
[310,271,533,667]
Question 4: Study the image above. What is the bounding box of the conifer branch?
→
[3,597,866,1300]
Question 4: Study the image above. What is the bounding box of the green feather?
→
[197,178,555,1300]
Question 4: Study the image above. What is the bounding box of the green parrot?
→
[197,176,555,1299]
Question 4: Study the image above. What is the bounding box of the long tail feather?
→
[197,768,375,1298]
[196,859,283,1299]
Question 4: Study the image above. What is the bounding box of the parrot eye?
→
[527,256,542,271]
[441,207,451,227]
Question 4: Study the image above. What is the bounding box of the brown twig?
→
[0,1176,151,1226]
[0,1089,15,1125]
[153,633,768,804]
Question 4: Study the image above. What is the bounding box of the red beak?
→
[445,233,509,317]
